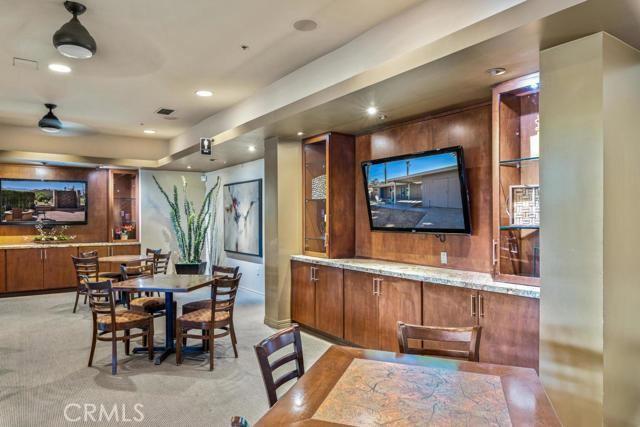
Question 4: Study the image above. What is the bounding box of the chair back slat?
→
[72,256,99,286]
[212,265,240,278]
[210,274,241,315]
[80,250,98,258]
[152,252,171,274]
[82,276,116,317]
[397,322,482,362]
[120,263,154,281]
[253,324,305,407]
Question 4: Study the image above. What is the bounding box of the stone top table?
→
[98,254,151,264]
[291,255,540,299]
[255,345,560,426]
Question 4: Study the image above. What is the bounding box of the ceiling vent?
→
[155,108,175,116]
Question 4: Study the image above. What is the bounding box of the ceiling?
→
[0,0,421,139]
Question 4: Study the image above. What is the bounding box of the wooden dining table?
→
[255,345,560,426]
[112,274,219,364]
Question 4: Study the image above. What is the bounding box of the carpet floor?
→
[0,288,331,426]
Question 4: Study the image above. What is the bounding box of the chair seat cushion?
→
[182,300,231,314]
[130,297,166,312]
[97,310,151,331]
[178,308,229,327]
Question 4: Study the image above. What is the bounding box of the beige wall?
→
[264,138,302,328]
[0,123,169,161]
[139,169,206,272]
[540,32,640,426]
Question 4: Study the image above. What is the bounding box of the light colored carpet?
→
[0,288,331,426]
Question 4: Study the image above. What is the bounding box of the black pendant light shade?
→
[39,104,62,133]
[53,1,96,59]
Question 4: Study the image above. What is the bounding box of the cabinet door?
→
[478,291,539,370]
[44,247,79,289]
[314,265,343,338]
[344,270,379,349]
[423,283,478,354]
[6,249,44,292]
[0,250,5,293]
[291,261,316,327]
[111,244,141,255]
[377,277,422,352]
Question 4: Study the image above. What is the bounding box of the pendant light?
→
[53,1,97,59]
[38,104,62,133]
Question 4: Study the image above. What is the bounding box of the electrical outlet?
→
[440,251,448,264]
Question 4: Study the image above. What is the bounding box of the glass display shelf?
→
[499,157,539,167]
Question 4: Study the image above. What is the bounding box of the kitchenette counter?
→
[291,255,540,299]
[0,241,139,250]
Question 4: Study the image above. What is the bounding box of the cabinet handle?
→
[372,278,376,295]
[471,295,477,317]
[44,249,47,260]
[479,294,485,317]
[492,239,498,266]
[314,267,318,282]
[377,278,382,295]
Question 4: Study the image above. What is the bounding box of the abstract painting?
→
[223,179,262,257]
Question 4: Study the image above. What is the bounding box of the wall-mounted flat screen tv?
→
[0,179,88,225]
[362,146,471,234]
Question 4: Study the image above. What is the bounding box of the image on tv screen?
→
[0,179,87,225]
[363,149,470,232]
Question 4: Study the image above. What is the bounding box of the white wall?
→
[206,159,265,295]
[139,169,206,272]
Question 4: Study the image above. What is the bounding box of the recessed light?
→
[248,145,256,152]
[378,114,387,120]
[293,19,317,32]
[143,129,156,134]
[366,106,378,116]
[297,131,304,136]
[48,63,71,73]
[187,165,192,169]
[529,82,539,90]
[195,90,213,97]
[487,67,506,76]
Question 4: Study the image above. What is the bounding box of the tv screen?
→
[362,146,471,234]
[0,179,88,225]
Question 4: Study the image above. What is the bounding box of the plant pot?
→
[174,261,207,275]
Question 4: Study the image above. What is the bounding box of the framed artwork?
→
[223,179,262,257]
[509,185,540,227]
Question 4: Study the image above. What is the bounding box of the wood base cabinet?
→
[344,270,421,352]
[7,248,43,292]
[423,283,539,370]
[291,261,344,338]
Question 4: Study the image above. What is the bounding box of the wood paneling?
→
[327,133,355,258]
[315,265,343,338]
[355,104,493,272]
[7,248,43,292]
[291,261,316,327]
[344,270,379,349]
[111,244,141,255]
[377,277,422,352]
[478,290,539,370]
[0,250,5,293]
[43,246,78,289]
[0,164,109,244]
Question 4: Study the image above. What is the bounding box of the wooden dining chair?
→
[230,416,250,427]
[71,255,99,313]
[150,252,171,274]
[176,274,242,370]
[254,324,305,407]
[396,321,481,362]
[181,265,239,315]
[84,277,154,375]
[80,250,98,258]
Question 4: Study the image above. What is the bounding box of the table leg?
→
[154,292,175,365]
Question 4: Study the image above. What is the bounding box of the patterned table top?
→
[312,358,511,426]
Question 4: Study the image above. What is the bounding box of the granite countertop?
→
[291,255,540,299]
[0,241,140,250]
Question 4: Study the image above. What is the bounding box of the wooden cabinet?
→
[315,265,344,338]
[291,261,344,337]
[43,247,78,289]
[344,270,421,352]
[423,283,539,369]
[344,270,379,349]
[478,290,539,370]
[111,244,141,256]
[291,261,316,328]
[302,133,355,258]
[7,248,44,292]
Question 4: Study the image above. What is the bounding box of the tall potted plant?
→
[153,175,220,274]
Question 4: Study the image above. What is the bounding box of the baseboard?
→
[263,316,292,329]
[239,286,265,296]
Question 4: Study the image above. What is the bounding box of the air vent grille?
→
[155,108,175,115]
